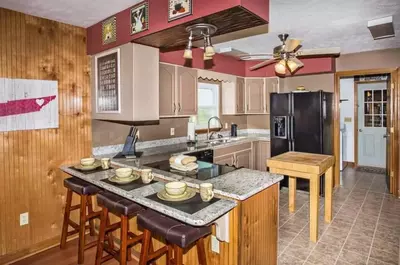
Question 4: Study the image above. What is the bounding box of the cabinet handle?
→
[173,103,176,113]
[247,104,249,111]
[178,103,181,112]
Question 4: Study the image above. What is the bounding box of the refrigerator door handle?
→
[290,116,294,140]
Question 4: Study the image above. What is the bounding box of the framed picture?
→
[95,49,121,113]
[168,0,192,22]
[102,16,117,45]
[130,2,149,35]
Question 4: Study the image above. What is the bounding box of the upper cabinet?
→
[159,63,197,117]
[246,78,265,114]
[221,77,245,115]
[236,77,246,114]
[91,43,159,123]
[265,77,279,114]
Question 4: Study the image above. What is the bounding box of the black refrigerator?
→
[270,91,333,194]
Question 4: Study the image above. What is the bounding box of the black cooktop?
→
[144,160,238,180]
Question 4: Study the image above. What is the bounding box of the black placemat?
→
[146,193,220,214]
[101,178,156,191]
[69,166,113,175]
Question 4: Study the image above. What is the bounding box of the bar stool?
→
[60,177,102,264]
[95,191,145,265]
[138,209,211,265]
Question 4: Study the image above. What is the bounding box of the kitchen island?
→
[61,134,282,265]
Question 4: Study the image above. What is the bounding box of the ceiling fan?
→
[242,33,340,75]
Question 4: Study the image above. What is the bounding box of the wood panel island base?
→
[267,152,335,243]
[128,183,279,265]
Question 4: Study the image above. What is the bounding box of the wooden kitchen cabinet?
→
[236,77,246,114]
[159,63,197,117]
[236,149,253,169]
[245,78,265,114]
[177,66,197,116]
[255,141,271,171]
[214,142,254,169]
[214,154,235,167]
[265,77,279,114]
[159,64,176,116]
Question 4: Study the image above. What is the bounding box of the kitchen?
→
[1,1,400,265]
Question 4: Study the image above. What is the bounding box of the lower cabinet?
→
[213,141,270,171]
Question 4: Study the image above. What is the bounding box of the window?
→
[196,82,220,129]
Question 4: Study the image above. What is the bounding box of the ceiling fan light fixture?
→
[287,59,299,73]
[183,31,193,59]
[275,60,286,75]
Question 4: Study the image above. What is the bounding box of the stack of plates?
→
[108,174,140,184]
[157,188,196,202]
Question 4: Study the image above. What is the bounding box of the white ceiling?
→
[0,0,142,27]
[1,0,399,54]
[216,0,400,54]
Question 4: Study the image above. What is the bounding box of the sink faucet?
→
[207,116,223,140]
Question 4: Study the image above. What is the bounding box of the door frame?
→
[334,68,399,197]
[353,80,389,167]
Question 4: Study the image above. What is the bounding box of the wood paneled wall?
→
[0,8,91,263]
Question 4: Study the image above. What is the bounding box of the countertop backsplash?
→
[92,129,270,156]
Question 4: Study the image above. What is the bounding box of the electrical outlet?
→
[20,212,29,226]
[224,123,228,129]
[170,128,175,136]
[211,235,220,253]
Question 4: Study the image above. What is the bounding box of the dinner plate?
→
[108,174,140,184]
[74,162,101,171]
[157,188,196,202]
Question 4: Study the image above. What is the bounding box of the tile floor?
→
[278,168,400,265]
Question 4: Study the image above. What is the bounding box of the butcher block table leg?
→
[325,166,333,223]
[289,176,297,213]
[309,175,320,243]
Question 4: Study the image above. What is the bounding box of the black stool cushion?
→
[137,209,211,249]
[64,177,101,195]
[97,191,144,217]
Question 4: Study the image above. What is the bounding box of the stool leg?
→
[196,238,207,265]
[87,195,96,236]
[95,207,108,265]
[166,245,173,265]
[139,229,151,265]
[174,245,184,265]
[106,215,114,250]
[60,189,73,249]
[78,195,88,264]
[120,215,128,265]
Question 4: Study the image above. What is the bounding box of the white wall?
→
[340,77,355,162]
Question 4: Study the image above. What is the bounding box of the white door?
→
[358,83,387,168]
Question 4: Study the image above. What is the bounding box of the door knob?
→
[359,129,363,132]
[383,134,390,138]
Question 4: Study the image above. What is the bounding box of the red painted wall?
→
[241,0,269,21]
[245,57,335,77]
[160,48,246,77]
[87,0,242,55]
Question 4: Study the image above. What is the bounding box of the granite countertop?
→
[60,165,237,226]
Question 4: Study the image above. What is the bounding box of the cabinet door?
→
[246,78,265,113]
[235,149,253,169]
[236,77,245,114]
[159,64,176,116]
[256,141,271,171]
[177,66,197,116]
[214,154,235,167]
[265,77,279,114]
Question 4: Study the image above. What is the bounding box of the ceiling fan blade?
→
[296,47,341,57]
[284,39,302,52]
[249,58,278,71]
[290,57,304,68]
[240,53,274,61]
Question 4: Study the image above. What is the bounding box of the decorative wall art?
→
[95,49,120,113]
[0,78,58,132]
[168,0,192,22]
[102,16,117,45]
[130,1,149,35]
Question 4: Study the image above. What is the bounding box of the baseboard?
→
[0,234,79,265]
[343,161,356,168]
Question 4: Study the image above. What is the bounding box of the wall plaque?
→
[95,49,120,113]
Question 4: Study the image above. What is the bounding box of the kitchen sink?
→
[204,136,245,145]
